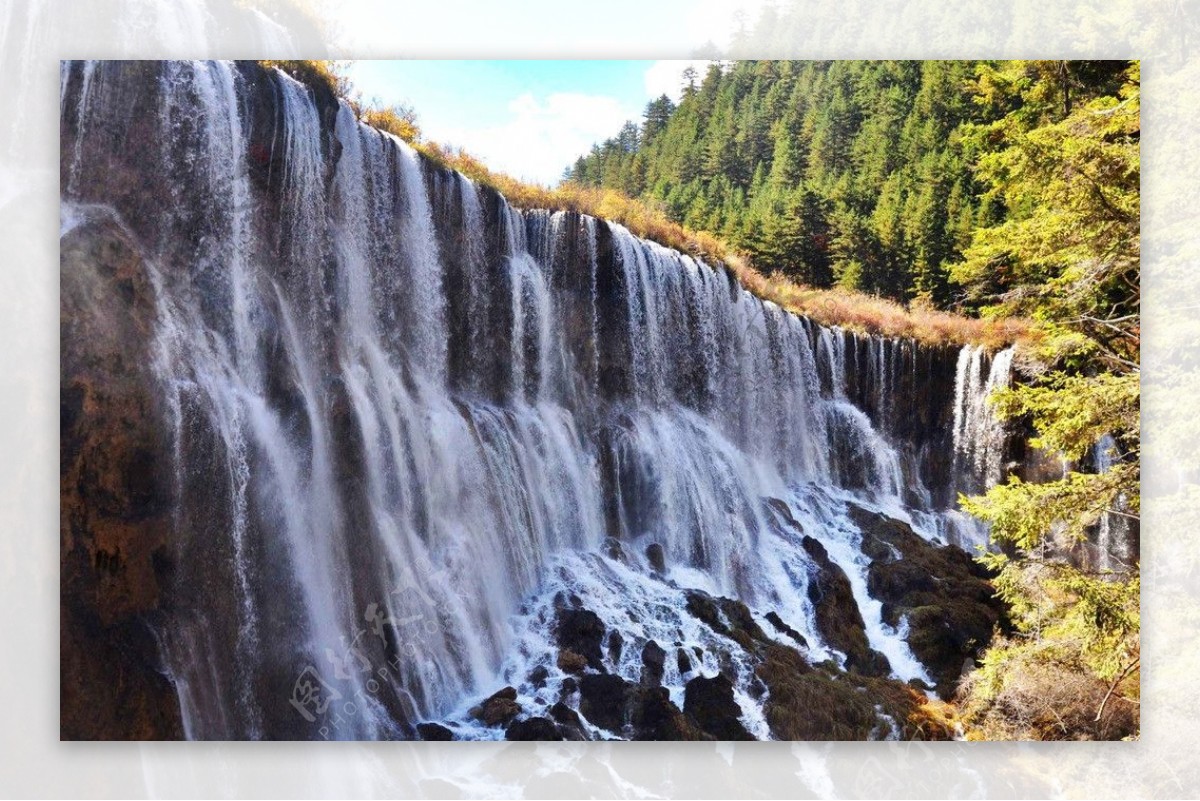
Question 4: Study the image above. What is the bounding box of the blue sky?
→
[347,60,714,185]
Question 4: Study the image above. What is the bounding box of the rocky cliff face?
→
[60,60,1016,740]
[60,211,182,739]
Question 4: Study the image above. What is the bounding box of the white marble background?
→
[4,0,1191,796]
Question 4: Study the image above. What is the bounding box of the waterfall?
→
[60,60,1018,740]
[1094,434,1134,573]
[953,344,1015,492]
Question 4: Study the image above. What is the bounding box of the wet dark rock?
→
[764,611,808,647]
[529,665,550,689]
[684,590,766,652]
[849,504,1004,696]
[766,497,803,532]
[607,630,624,664]
[715,648,739,681]
[549,701,589,741]
[568,674,710,740]
[683,674,753,741]
[641,640,666,686]
[505,716,563,741]
[684,592,726,634]
[556,649,587,674]
[717,597,765,640]
[603,536,626,562]
[60,215,183,740]
[801,534,891,678]
[578,674,631,733]
[631,686,707,740]
[909,677,936,693]
[470,687,521,727]
[677,648,693,675]
[555,607,606,670]
[645,542,666,572]
[549,701,583,727]
[557,725,589,742]
[416,722,454,741]
[560,677,578,698]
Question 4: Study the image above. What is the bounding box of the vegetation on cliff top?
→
[567,60,1130,312]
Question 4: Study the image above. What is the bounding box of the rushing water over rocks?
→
[60,61,1020,740]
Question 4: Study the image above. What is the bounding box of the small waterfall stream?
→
[60,60,1019,740]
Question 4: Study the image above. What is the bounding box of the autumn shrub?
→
[361,104,421,143]
[958,635,1138,740]
[260,60,352,99]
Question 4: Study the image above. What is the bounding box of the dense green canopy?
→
[565,60,1132,313]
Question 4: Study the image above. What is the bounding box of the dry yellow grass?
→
[727,257,1032,349]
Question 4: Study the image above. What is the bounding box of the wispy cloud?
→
[434,91,638,185]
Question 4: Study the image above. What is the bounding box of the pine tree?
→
[955,61,1140,740]
[642,94,676,144]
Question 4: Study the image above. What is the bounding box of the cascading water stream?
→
[953,344,1014,490]
[1094,434,1134,573]
[60,60,1018,740]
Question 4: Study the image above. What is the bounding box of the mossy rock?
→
[683,674,754,740]
[505,716,563,741]
[631,686,708,741]
[801,535,891,677]
[555,607,607,671]
[755,642,954,741]
[849,504,1005,696]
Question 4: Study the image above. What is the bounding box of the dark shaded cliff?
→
[60,212,182,739]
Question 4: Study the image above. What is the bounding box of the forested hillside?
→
[566,60,1132,310]
[573,58,1141,740]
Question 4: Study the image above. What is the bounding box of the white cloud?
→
[430,92,637,186]
[644,60,717,103]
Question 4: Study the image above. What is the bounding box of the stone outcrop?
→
[850,504,1005,696]
[800,536,891,677]
[60,213,182,740]
[555,607,607,671]
[469,687,521,727]
[683,675,753,740]
[505,716,562,741]
[577,674,629,733]
[641,640,666,687]
[416,722,454,741]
